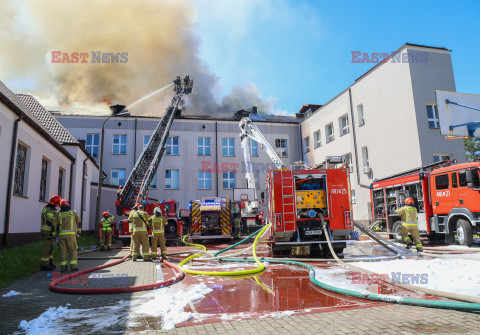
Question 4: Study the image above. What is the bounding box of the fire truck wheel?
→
[392,221,404,243]
[122,239,130,246]
[456,219,473,246]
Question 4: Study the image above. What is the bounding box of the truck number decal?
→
[436,190,450,198]
[331,188,348,195]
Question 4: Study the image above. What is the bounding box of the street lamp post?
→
[95,106,130,235]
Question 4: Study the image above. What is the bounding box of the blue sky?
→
[192,0,480,114]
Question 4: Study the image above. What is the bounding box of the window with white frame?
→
[166,137,179,155]
[249,139,259,157]
[198,170,212,189]
[222,138,235,156]
[86,133,99,158]
[13,143,28,197]
[111,168,126,186]
[223,171,236,189]
[165,170,179,189]
[326,123,334,143]
[344,153,353,173]
[39,158,49,202]
[303,137,310,153]
[254,170,260,189]
[358,104,365,126]
[339,115,350,135]
[275,139,288,157]
[314,130,321,148]
[426,104,439,129]
[433,154,451,163]
[362,146,369,167]
[143,135,151,148]
[112,135,127,154]
[351,189,356,204]
[58,168,65,197]
[198,137,211,156]
[150,174,157,189]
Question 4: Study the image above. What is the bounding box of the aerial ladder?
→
[115,76,193,215]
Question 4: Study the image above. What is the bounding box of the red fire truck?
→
[117,199,187,244]
[189,197,233,241]
[370,160,480,246]
[264,166,353,256]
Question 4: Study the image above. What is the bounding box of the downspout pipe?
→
[80,157,88,225]
[4,116,21,247]
[69,161,74,206]
[215,121,219,197]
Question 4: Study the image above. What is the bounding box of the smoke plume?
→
[0,0,275,116]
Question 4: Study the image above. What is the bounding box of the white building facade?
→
[300,44,466,222]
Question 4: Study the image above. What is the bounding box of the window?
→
[339,115,350,135]
[111,168,126,186]
[165,170,179,189]
[13,144,28,196]
[426,104,439,129]
[435,174,449,190]
[223,171,236,189]
[144,135,151,148]
[326,123,334,143]
[314,130,321,148]
[351,189,356,204]
[358,104,365,126]
[452,172,458,188]
[459,171,468,187]
[86,133,99,158]
[250,139,259,157]
[275,139,288,157]
[39,158,49,202]
[362,147,369,167]
[150,174,157,189]
[198,137,211,156]
[58,169,65,197]
[222,138,235,156]
[433,154,451,163]
[113,135,127,154]
[303,137,310,153]
[198,170,212,189]
[344,153,353,173]
[254,170,260,189]
[166,137,179,155]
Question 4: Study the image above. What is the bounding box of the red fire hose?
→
[49,248,184,294]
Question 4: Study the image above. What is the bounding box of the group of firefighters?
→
[40,195,82,272]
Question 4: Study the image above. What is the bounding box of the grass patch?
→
[0,234,99,289]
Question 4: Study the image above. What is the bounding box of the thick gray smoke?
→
[0,0,275,116]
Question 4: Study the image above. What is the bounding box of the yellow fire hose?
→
[179,224,271,276]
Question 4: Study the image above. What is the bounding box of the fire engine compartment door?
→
[201,211,221,229]
[294,174,327,219]
[417,213,427,232]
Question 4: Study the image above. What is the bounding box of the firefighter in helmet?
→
[55,199,82,271]
[128,203,139,255]
[100,211,115,251]
[40,195,61,270]
[116,185,123,201]
[397,198,423,252]
[151,207,167,260]
[131,205,152,261]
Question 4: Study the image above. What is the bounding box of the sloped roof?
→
[16,94,78,144]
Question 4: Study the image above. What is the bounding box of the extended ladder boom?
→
[239,117,285,190]
[116,76,193,214]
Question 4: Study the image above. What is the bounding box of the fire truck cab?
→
[266,167,353,256]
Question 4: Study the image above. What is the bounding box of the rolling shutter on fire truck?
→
[191,201,201,233]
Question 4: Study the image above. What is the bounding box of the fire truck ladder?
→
[116,76,193,214]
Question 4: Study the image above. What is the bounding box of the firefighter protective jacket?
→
[131,210,152,232]
[55,209,82,237]
[41,204,57,235]
[101,215,115,231]
[396,206,418,224]
[151,215,166,233]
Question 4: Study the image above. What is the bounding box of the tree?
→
[464,138,480,161]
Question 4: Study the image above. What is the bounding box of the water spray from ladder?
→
[124,83,174,111]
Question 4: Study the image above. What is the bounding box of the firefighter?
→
[131,205,152,261]
[397,198,423,252]
[128,203,139,255]
[100,211,115,251]
[151,207,167,260]
[55,199,82,271]
[116,186,123,201]
[40,195,61,271]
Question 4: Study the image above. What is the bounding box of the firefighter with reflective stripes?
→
[40,195,61,271]
[151,207,167,260]
[100,211,115,251]
[131,205,152,261]
[128,204,139,255]
[397,198,423,252]
[55,199,82,271]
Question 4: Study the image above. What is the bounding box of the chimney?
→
[109,104,126,115]
[78,139,86,149]
[252,106,258,115]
